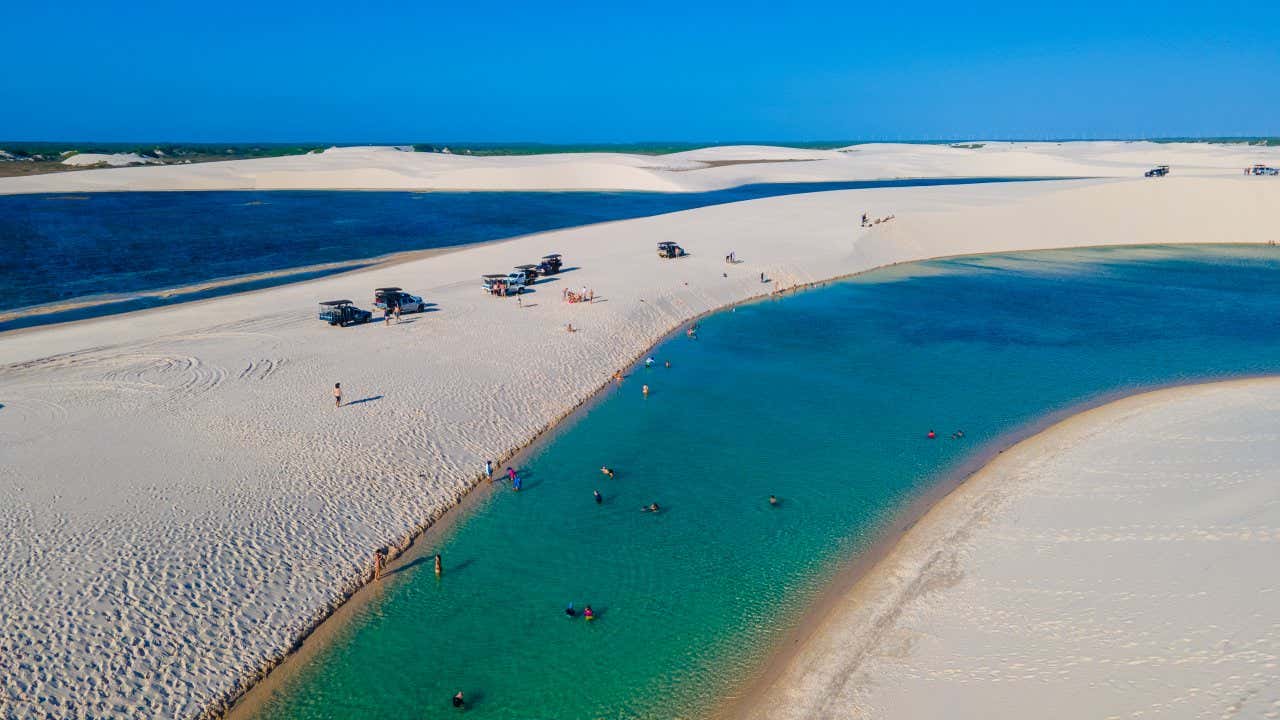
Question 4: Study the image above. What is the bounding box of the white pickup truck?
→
[481,270,531,295]
[373,288,429,312]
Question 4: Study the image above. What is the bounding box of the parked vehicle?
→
[481,271,529,295]
[514,264,541,281]
[373,287,428,312]
[537,253,564,275]
[1144,165,1170,177]
[657,241,686,258]
[1249,164,1279,176]
[318,300,372,326]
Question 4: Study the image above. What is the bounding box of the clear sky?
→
[3,0,1277,142]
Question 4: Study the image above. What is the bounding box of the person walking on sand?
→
[372,549,386,581]
[384,306,392,325]
[333,383,342,407]
[434,553,443,577]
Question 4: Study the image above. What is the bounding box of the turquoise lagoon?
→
[251,245,1280,720]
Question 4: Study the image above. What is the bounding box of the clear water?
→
[252,244,1280,720]
[0,178,1046,331]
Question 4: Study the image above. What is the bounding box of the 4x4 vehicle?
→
[537,253,563,274]
[657,241,686,258]
[481,271,529,295]
[1144,165,1170,177]
[318,300,372,326]
[373,287,428,312]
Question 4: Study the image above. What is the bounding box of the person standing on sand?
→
[434,553,443,577]
[507,466,516,483]
[485,460,493,479]
[384,306,392,325]
[333,383,342,407]
[373,549,386,580]
[394,303,402,323]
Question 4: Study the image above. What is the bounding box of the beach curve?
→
[731,377,1280,720]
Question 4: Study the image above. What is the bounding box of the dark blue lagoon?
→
[245,244,1280,720]
[0,178,1044,331]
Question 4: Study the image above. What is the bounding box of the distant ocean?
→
[0,178,1037,332]
[248,244,1280,720]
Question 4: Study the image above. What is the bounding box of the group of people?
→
[925,428,966,440]
[860,212,896,227]
[562,286,594,303]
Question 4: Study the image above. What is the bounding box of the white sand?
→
[2,141,1279,195]
[742,378,1280,720]
[1,144,1278,719]
[60,152,162,167]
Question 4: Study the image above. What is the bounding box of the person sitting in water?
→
[453,691,465,709]
[769,495,779,506]
[565,603,577,618]
[642,502,660,513]
[601,466,614,478]
[645,357,654,367]
[927,429,936,440]
[584,605,595,621]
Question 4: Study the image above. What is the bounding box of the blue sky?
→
[3,0,1277,142]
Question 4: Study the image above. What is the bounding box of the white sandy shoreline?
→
[738,377,1280,720]
[2,143,1280,720]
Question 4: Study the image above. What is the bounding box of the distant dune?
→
[2,141,1278,195]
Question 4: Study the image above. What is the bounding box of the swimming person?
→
[645,357,654,368]
[927,429,936,439]
[769,495,779,506]
[333,382,342,407]
[584,605,595,621]
[664,360,671,368]
[642,384,649,397]
[452,691,465,709]
[642,503,660,513]
[594,489,603,504]
[434,553,443,577]
[565,603,577,618]
[600,466,614,478]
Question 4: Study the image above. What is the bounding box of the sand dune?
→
[741,378,1280,720]
[2,141,1278,195]
[2,145,1279,719]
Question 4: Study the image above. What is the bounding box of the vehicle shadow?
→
[345,395,384,406]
